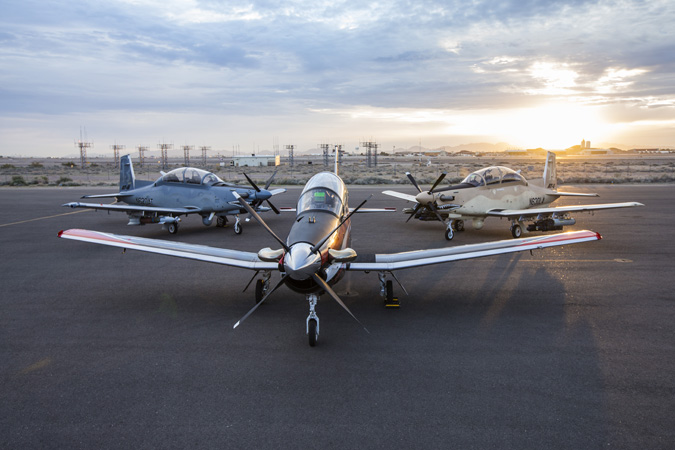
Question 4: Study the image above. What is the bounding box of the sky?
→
[1,0,674,157]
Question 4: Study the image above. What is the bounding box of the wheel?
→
[445,227,454,240]
[308,319,318,347]
[168,223,178,234]
[216,216,227,228]
[511,224,522,238]
[255,279,264,303]
[385,280,393,305]
[234,222,242,234]
[454,220,465,232]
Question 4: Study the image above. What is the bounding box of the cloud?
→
[1,0,674,155]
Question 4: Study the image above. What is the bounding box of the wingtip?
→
[58,230,64,238]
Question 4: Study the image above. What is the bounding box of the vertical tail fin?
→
[119,154,136,191]
[543,151,557,190]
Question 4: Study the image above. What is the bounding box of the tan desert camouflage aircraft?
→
[383,152,643,240]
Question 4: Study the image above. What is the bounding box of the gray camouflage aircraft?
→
[383,151,643,240]
[59,153,602,346]
[63,154,285,234]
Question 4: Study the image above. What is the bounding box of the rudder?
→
[119,154,136,191]
[543,151,557,190]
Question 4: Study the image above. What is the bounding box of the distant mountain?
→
[395,142,513,154]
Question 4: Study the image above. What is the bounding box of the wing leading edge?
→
[57,229,278,270]
[347,230,601,271]
[486,202,643,218]
[63,202,201,215]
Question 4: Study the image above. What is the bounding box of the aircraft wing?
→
[63,202,201,215]
[347,230,601,271]
[82,192,134,199]
[57,229,279,270]
[382,190,418,203]
[485,202,643,217]
[554,192,599,197]
[277,207,396,213]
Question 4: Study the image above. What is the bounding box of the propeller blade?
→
[243,173,261,192]
[233,192,290,252]
[405,172,422,193]
[264,170,278,190]
[429,172,447,193]
[242,270,260,293]
[311,273,369,333]
[406,203,423,223]
[234,275,288,329]
[427,202,446,223]
[266,200,280,215]
[310,195,371,254]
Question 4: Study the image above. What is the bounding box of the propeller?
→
[243,172,281,215]
[405,171,447,223]
[234,192,369,332]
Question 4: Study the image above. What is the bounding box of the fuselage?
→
[120,167,271,214]
[282,172,351,294]
[417,166,559,228]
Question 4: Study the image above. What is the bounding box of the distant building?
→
[231,155,280,167]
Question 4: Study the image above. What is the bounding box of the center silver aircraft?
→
[59,153,602,346]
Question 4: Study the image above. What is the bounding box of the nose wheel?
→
[234,215,242,234]
[306,294,319,347]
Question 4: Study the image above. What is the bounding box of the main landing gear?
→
[233,215,242,235]
[379,272,400,308]
[255,272,271,303]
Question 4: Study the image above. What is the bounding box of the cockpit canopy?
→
[158,168,224,186]
[296,172,346,216]
[461,166,526,187]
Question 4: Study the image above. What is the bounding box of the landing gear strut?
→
[254,272,271,303]
[234,215,242,234]
[306,293,319,347]
[379,272,399,308]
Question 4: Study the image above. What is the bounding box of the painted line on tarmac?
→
[0,209,92,228]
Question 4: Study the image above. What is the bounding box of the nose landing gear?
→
[306,293,319,346]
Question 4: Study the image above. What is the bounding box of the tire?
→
[217,216,227,228]
[454,220,465,232]
[234,223,242,235]
[168,223,178,234]
[255,279,264,303]
[308,319,318,347]
[445,227,454,241]
[511,224,522,239]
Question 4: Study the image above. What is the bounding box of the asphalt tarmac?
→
[1,184,673,449]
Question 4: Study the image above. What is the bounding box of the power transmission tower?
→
[286,144,295,167]
[75,129,92,168]
[111,143,124,169]
[200,146,210,167]
[158,142,172,170]
[182,145,193,167]
[361,141,378,167]
[321,143,330,166]
[137,145,148,168]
